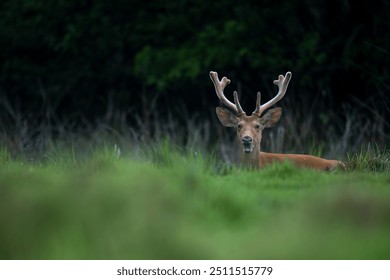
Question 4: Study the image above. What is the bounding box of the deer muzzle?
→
[242,136,254,153]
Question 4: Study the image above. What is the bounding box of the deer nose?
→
[242,136,253,144]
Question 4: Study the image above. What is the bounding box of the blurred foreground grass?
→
[0,147,390,259]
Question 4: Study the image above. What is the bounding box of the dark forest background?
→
[0,0,389,159]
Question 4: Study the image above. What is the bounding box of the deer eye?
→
[255,124,261,129]
[237,124,242,129]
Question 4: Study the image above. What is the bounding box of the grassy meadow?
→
[0,144,390,260]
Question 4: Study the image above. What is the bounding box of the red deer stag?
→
[210,71,344,171]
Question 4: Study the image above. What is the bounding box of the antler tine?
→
[253,92,261,115]
[254,72,292,116]
[233,91,244,114]
[210,71,244,115]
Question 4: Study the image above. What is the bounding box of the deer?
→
[210,70,345,171]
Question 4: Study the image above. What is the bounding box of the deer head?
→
[210,71,291,164]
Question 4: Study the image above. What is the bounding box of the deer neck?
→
[239,148,260,168]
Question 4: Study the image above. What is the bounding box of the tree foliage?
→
[0,0,389,122]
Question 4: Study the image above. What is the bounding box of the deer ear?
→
[261,107,282,128]
[216,107,239,127]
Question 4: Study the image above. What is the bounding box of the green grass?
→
[346,146,390,172]
[0,146,390,259]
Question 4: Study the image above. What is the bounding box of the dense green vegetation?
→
[1,147,389,259]
[1,1,389,127]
